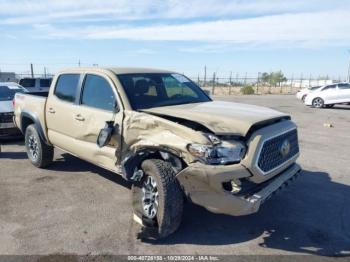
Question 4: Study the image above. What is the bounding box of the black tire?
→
[312,97,324,108]
[25,124,54,168]
[132,159,183,239]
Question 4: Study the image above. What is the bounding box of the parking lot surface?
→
[0,95,349,256]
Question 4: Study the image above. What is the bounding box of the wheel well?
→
[122,148,187,181]
[21,116,34,133]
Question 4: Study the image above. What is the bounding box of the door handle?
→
[74,114,85,121]
[48,108,55,114]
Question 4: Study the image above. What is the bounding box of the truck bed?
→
[13,92,48,136]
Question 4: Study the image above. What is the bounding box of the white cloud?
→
[135,48,157,55]
[32,10,350,48]
[1,0,349,24]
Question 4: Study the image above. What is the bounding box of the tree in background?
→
[260,71,287,86]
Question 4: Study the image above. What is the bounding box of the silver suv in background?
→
[0,82,28,138]
[19,78,52,93]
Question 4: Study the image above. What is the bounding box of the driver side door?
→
[72,73,123,172]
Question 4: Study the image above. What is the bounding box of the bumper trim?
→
[177,163,301,216]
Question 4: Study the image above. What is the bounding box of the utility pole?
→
[204,65,207,87]
[212,72,216,95]
[44,67,47,78]
[347,50,350,82]
[30,63,34,78]
[78,59,81,67]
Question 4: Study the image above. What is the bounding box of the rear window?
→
[40,79,52,87]
[54,74,80,103]
[338,83,350,89]
[0,85,25,101]
[19,78,36,88]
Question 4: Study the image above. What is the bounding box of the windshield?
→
[117,73,211,110]
[0,85,26,101]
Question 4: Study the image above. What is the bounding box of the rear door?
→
[46,73,82,153]
[337,83,350,103]
[71,73,123,171]
[320,84,338,104]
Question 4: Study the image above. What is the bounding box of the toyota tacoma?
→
[14,67,301,238]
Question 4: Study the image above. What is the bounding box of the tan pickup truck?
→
[14,67,301,238]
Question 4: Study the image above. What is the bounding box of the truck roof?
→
[57,67,176,75]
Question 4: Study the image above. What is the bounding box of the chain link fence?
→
[190,76,345,95]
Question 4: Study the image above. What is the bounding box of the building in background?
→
[0,72,17,82]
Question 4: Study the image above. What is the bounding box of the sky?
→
[0,0,350,79]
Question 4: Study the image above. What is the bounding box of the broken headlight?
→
[187,141,246,165]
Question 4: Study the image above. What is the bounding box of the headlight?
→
[187,141,246,165]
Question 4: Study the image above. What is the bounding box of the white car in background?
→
[0,82,28,138]
[296,85,321,102]
[304,83,350,108]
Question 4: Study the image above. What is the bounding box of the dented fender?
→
[121,110,211,166]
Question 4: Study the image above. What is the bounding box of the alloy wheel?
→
[141,175,159,219]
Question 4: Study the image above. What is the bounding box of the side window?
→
[162,75,198,98]
[40,78,52,88]
[19,78,36,88]
[54,74,80,102]
[322,84,336,91]
[81,74,116,111]
[338,83,350,89]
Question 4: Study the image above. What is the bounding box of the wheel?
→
[325,104,334,108]
[132,159,184,239]
[312,97,324,108]
[302,95,307,102]
[25,124,54,168]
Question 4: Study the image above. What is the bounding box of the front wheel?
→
[25,124,54,168]
[132,159,184,239]
[312,97,324,108]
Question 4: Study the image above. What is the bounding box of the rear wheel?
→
[25,124,54,168]
[312,97,324,108]
[132,159,184,239]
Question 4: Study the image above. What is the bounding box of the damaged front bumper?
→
[176,162,301,216]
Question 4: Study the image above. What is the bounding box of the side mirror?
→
[97,122,114,148]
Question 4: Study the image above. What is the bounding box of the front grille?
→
[0,112,14,123]
[257,129,299,173]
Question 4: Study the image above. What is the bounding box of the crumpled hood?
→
[0,101,13,113]
[142,101,289,136]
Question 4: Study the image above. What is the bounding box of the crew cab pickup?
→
[14,67,301,238]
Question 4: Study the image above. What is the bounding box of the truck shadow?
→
[0,151,27,159]
[150,170,350,257]
[47,153,131,189]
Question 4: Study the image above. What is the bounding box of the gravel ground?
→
[0,95,349,257]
